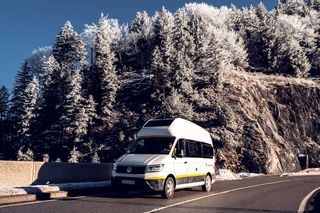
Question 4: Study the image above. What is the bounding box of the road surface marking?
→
[0,195,87,209]
[144,178,305,213]
[0,199,57,208]
[297,187,320,213]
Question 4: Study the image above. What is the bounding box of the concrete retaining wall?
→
[0,161,112,187]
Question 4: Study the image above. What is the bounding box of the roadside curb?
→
[0,191,69,206]
[0,194,37,205]
[0,181,111,206]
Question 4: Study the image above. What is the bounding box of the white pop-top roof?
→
[137,118,212,144]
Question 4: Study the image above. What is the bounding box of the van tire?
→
[202,174,212,192]
[161,177,175,199]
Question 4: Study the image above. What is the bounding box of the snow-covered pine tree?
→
[0,86,10,157]
[172,8,195,97]
[84,95,97,129]
[164,89,193,119]
[94,16,119,125]
[306,0,320,11]
[12,76,39,153]
[276,0,310,17]
[188,13,210,72]
[10,62,34,150]
[0,86,9,122]
[52,21,86,71]
[59,70,88,144]
[202,27,248,86]
[80,23,98,65]
[68,146,81,163]
[151,7,174,107]
[20,76,39,137]
[36,21,88,161]
[11,62,33,119]
[35,55,64,160]
[128,11,153,70]
[309,11,320,76]
[27,47,52,83]
[267,14,312,77]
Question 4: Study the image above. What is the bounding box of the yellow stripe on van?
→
[145,176,166,180]
[176,173,206,179]
[145,173,206,181]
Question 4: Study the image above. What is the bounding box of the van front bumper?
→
[111,176,165,191]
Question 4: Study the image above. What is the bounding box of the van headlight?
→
[113,163,117,171]
[146,164,164,173]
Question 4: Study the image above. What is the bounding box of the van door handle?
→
[184,161,188,164]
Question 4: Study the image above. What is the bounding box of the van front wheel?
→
[202,175,212,192]
[161,177,175,199]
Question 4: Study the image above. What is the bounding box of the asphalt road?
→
[1,175,320,213]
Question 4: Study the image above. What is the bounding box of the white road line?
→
[0,195,87,209]
[0,199,57,208]
[144,178,304,213]
[297,187,320,213]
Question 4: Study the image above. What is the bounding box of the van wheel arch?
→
[161,175,176,199]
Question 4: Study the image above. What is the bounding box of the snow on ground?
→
[237,172,264,178]
[216,169,264,180]
[280,168,320,177]
[0,181,110,197]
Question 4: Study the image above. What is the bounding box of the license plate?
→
[121,179,135,185]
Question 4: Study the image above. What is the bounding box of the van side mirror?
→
[213,146,217,155]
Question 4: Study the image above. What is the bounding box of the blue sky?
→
[0,0,277,91]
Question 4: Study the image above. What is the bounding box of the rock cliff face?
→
[195,71,320,174]
[119,71,320,174]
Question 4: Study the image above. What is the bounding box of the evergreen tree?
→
[189,13,211,72]
[27,46,52,83]
[35,56,62,159]
[172,8,195,97]
[306,0,320,11]
[11,70,39,151]
[0,86,9,158]
[94,16,119,124]
[10,62,34,151]
[52,21,86,70]
[11,62,33,118]
[60,71,88,144]
[12,76,39,153]
[128,11,153,69]
[80,23,98,65]
[36,21,88,160]
[267,14,312,77]
[231,3,271,70]
[0,86,9,121]
[202,28,248,86]
[310,12,320,76]
[151,8,174,106]
[276,0,309,17]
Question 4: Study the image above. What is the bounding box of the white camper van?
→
[111,118,216,199]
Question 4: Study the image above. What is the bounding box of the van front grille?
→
[116,165,146,174]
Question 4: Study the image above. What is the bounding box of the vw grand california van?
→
[111,118,216,199]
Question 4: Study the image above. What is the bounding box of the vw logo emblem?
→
[127,166,132,173]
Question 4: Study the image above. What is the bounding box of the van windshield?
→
[126,137,175,154]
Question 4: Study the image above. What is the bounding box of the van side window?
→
[174,139,185,157]
[202,143,214,158]
[186,140,202,158]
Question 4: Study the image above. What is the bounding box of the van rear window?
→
[144,119,174,127]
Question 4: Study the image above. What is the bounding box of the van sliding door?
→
[185,140,204,183]
[172,139,189,185]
